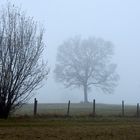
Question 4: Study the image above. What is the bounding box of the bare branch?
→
[0,3,49,118]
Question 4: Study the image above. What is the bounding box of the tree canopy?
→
[54,37,119,102]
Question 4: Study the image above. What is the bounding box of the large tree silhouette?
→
[54,37,119,103]
[0,3,49,118]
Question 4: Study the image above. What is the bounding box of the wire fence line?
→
[14,98,140,118]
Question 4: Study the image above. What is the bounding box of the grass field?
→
[0,103,140,140]
[15,103,137,117]
[1,117,140,140]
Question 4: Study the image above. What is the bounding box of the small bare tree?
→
[0,3,49,118]
[54,37,119,103]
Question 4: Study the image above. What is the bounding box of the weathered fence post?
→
[93,99,96,117]
[122,100,124,117]
[137,103,139,117]
[67,100,70,116]
[34,98,38,116]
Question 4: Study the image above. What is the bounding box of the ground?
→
[0,103,140,140]
[0,117,140,140]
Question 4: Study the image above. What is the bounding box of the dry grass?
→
[1,103,139,139]
[0,117,140,140]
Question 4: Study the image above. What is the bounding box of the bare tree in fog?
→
[54,37,119,103]
[0,3,49,118]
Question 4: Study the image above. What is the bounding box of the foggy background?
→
[1,0,140,104]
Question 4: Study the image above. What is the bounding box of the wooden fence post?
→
[67,100,70,116]
[137,103,139,117]
[34,98,38,116]
[93,99,96,117]
[122,100,124,117]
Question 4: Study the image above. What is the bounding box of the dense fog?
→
[1,0,140,104]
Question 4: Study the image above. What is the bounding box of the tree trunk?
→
[0,111,9,119]
[84,85,88,103]
[0,105,10,119]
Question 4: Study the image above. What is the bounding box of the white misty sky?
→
[1,0,140,104]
